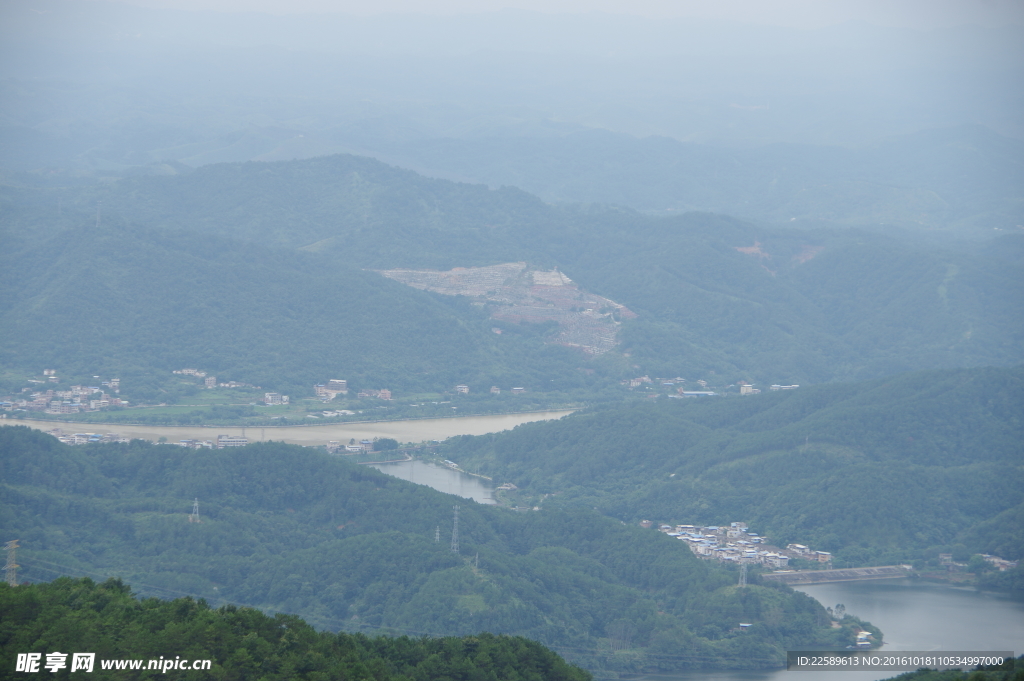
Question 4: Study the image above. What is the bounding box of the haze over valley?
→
[1,1,1023,678]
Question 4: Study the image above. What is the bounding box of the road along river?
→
[1,410,574,446]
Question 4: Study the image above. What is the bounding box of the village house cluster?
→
[39,429,267,449]
[43,428,129,445]
[314,379,394,401]
[174,368,257,390]
[642,520,833,569]
[454,385,526,395]
[979,555,1018,571]
[623,375,719,397]
[4,380,127,415]
[175,435,258,448]
[357,388,392,400]
[326,439,377,453]
[167,435,257,448]
[939,552,1018,572]
[314,379,349,400]
[623,376,799,397]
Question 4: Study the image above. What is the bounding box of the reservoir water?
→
[366,462,1023,681]
[8,412,1019,680]
[369,459,496,504]
[627,578,1024,681]
[368,458,1024,675]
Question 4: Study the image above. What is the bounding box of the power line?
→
[450,505,460,554]
[4,540,19,586]
[14,556,786,668]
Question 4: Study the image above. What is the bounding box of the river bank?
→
[619,579,1024,681]
[0,410,574,447]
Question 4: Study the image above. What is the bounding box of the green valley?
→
[2,153,1021,423]
[441,366,1024,572]
[0,424,875,674]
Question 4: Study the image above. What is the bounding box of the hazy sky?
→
[112,0,1024,28]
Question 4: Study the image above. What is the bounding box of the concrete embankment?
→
[762,566,910,585]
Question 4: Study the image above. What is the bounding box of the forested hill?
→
[7,154,558,269]
[0,577,592,681]
[0,222,606,399]
[0,425,871,673]
[2,152,1021,396]
[443,365,1024,567]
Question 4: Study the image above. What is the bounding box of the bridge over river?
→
[761,565,911,585]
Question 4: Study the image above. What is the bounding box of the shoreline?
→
[0,407,576,430]
[1,410,575,447]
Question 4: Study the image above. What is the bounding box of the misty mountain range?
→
[3,1,1023,236]
[3,2,1024,675]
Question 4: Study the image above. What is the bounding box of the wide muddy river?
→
[1,410,573,446]
[7,410,1019,681]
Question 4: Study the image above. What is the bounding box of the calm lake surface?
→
[8,412,1019,681]
[367,464,1023,681]
[626,579,1024,681]
[369,459,496,504]
[2,410,573,446]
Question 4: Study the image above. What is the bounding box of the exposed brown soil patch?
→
[375,262,635,355]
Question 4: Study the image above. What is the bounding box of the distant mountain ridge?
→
[2,152,1021,399]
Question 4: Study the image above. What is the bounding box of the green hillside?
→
[13,154,557,268]
[442,365,1024,567]
[0,220,616,403]
[553,213,1023,384]
[2,153,1021,404]
[0,577,591,681]
[0,425,872,673]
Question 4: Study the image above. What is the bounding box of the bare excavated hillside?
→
[375,262,636,355]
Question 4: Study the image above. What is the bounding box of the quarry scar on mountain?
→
[374,262,636,355]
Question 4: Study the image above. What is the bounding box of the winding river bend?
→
[6,412,1020,680]
[367,461,1023,681]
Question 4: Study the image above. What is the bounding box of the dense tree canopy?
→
[443,365,1024,568]
[0,577,592,681]
[0,425,868,673]
[2,153,1020,405]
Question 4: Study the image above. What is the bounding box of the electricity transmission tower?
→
[4,540,19,587]
[434,526,440,543]
[188,498,201,523]
[450,505,460,554]
[739,562,748,587]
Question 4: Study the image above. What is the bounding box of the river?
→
[366,462,1023,681]
[0,410,573,446]
[8,412,1020,680]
